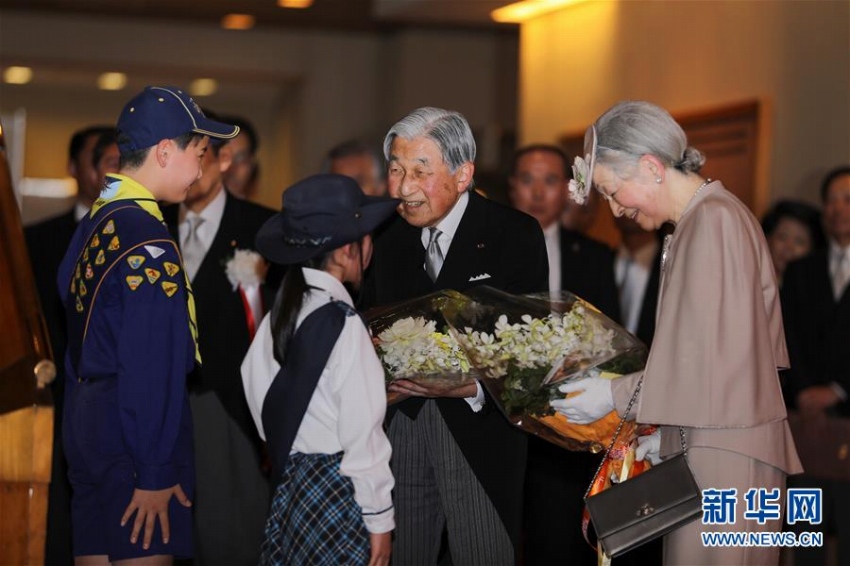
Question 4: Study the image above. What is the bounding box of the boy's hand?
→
[368,531,392,566]
[121,484,192,549]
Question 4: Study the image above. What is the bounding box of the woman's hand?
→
[550,376,614,424]
[636,429,662,465]
[120,484,192,549]
[368,531,392,566]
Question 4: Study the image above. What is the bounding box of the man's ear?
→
[155,139,172,168]
[67,158,78,178]
[218,144,234,174]
[455,162,475,193]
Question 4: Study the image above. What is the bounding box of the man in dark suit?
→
[322,138,388,197]
[360,108,548,565]
[162,122,278,565]
[219,114,260,201]
[782,165,850,566]
[24,125,117,565]
[507,144,620,566]
[613,214,663,347]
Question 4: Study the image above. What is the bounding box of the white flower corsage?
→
[224,249,268,290]
[568,155,591,205]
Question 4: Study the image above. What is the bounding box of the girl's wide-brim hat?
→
[256,173,400,265]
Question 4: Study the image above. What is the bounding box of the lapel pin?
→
[477,243,485,249]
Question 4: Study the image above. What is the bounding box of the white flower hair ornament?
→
[568,156,591,205]
[567,124,598,205]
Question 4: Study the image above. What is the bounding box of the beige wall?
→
[0,10,517,218]
[518,0,850,206]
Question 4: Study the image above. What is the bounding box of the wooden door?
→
[0,120,56,564]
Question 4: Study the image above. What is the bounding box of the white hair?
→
[383,107,476,173]
[588,100,705,177]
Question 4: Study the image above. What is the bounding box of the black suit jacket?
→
[524,230,625,566]
[26,210,78,377]
[360,190,549,550]
[624,241,663,348]
[631,242,663,347]
[559,228,621,323]
[781,250,850,414]
[164,192,280,443]
[24,209,78,565]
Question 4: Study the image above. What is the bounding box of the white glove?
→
[635,429,662,465]
[550,376,614,424]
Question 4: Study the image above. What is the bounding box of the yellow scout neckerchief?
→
[94,174,202,364]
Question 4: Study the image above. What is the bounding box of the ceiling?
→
[0,0,518,32]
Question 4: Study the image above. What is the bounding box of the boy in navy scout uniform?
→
[57,85,239,564]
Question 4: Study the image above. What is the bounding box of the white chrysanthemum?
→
[225,249,267,289]
[376,316,470,378]
[377,316,435,344]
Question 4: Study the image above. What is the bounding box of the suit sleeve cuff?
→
[137,463,178,490]
[831,382,848,402]
[463,381,486,413]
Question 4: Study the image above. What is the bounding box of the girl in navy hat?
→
[241,174,398,565]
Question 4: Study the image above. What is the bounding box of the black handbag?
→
[583,377,702,558]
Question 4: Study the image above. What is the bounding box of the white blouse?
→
[241,268,394,534]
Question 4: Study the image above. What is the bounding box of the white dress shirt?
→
[178,186,226,256]
[829,240,850,300]
[241,268,395,534]
[826,240,850,400]
[418,191,485,411]
[615,239,659,335]
[419,190,469,260]
[542,222,562,293]
[74,202,90,222]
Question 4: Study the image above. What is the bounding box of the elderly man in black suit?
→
[25,125,118,565]
[507,143,620,566]
[782,165,850,566]
[162,116,279,565]
[360,107,548,565]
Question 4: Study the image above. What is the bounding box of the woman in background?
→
[761,199,826,285]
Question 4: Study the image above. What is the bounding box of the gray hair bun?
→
[677,146,706,173]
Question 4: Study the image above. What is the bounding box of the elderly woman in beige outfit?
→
[553,101,802,565]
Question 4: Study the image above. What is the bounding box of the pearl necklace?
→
[661,178,714,272]
[693,178,713,200]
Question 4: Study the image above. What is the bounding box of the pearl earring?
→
[656,177,662,184]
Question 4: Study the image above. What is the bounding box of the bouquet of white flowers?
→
[367,291,479,403]
[441,287,648,452]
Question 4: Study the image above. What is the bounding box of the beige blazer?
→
[612,181,802,474]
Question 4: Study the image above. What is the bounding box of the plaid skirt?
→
[260,451,370,566]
